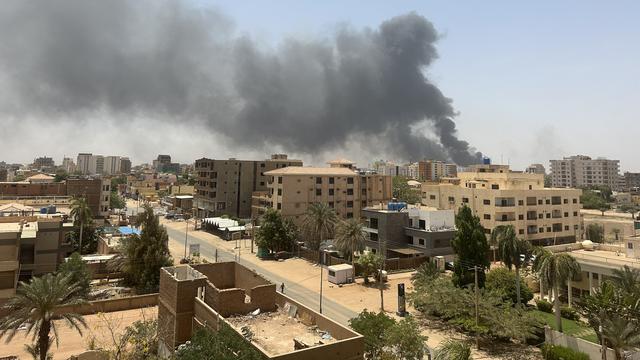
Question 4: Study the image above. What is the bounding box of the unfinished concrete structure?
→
[158,262,364,359]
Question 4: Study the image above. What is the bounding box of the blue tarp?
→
[118,226,141,235]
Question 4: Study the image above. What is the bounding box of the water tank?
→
[387,202,407,211]
[483,157,491,165]
[48,205,56,214]
[40,207,48,214]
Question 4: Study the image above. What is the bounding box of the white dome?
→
[582,240,594,250]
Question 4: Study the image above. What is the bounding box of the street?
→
[163,225,358,326]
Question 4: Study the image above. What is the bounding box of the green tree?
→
[610,265,640,298]
[619,204,639,219]
[492,225,531,307]
[433,340,472,360]
[356,252,383,285]
[301,203,337,251]
[176,326,265,360]
[533,251,581,333]
[57,252,92,299]
[349,310,426,360]
[255,208,298,253]
[110,192,126,210]
[0,273,87,360]
[412,261,440,287]
[601,315,640,360]
[334,219,366,262]
[70,196,93,254]
[53,170,68,183]
[585,223,604,243]
[392,176,421,204]
[581,189,611,210]
[485,267,533,306]
[119,205,173,293]
[451,206,490,288]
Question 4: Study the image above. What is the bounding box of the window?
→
[518,214,524,220]
[347,177,354,184]
[278,177,282,184]
[260,163,265,168]
[448,196,455,203]
[518,200,524,206]
[316,189,322,196]
[539,227,544,233]
[277,189,282,196]
[277,203,282,210]
[629,242,634,249]
[328,270,336,277]
[573,211,578,217]
[538,200,543,205]
[564,212,569,217]
[419,219,426,230]
[362,189,367,195]
[329,202,334,208]
[519,229,524,235]
[546,213,551,218]
[462,197,469,203]
[563,199,568,204]
[329,189,334,196]
[418,238,425,246]
[491,184,499,190]
[361,200,367,207]
[346,212,353,218]
[430,195,436,200]
[564,225,569,231]
[347,201,353,208]
[484,214,491,220]
[573,198,578,204]
[329,177,335,184]
[316,177,322,184]
[347,189,354,196]
[483,199,490,205]
[260,181,264,186]
[545,199,550,205]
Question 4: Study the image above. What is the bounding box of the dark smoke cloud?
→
[0,0,482,165]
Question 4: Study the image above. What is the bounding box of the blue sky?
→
[201,1,640,171]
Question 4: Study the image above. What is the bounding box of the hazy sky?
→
[1,1,638,171]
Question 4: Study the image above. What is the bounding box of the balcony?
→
[495,197,516,207]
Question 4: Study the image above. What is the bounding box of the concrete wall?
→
[544,327,640,360]
[54,294,158,316]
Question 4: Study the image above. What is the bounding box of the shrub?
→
[560,306,580,321]
[536,299,553,313]
[485,267,534,305]
[541,344,589,360]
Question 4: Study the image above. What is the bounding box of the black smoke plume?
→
[0,0,482,165]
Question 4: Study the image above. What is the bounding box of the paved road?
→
[164,226,358,326]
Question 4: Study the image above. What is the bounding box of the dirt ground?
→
[0,307,157,360]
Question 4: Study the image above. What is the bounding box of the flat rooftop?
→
[226,307,337,356]
[569,249,640,270]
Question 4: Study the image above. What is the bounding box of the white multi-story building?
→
[62,157,76,173]
[76,153,92,175]
[550,155,621,190]
[88,155,104,175]
[103,156,121,175]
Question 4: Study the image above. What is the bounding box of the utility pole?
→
[250,217,255,254]
[183,215,189,260]
[474,265,480,349]
[319,250,324,314]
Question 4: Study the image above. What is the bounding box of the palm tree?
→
[334,219,366,263]
[0,273,88,360]
[492,225,531,307]
[70,196,92,254]
[601,315,640,360]
[534,251,581,332]
[433,340,472,360]
[610,265,640,295]
[301,203,337,252]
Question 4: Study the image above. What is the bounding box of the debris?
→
[293,338,309,350]
[251,308,261,316]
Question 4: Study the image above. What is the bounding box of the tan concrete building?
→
[158,262,364,359]
[0,216,71,303]
[550,155,621,190]
[256,162,393,222]
[418,160,457,182]
[194,154,303,219]
[421,165,583,246]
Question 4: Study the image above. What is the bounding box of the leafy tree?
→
[601,315,640,360]
[585,223,604,243]
[581,189,612,210]
[349,310,426,360]
[176,326,265,360]
[485,267,533,306]
[334,219,366,262]
[412,261,440,287]
[301,203,337,251]
[392,176,421,204]
[619,204,639,219]
[409,276,541,341]
[110,192,126,210]
[255,208,298,253]
[70,196,93,254]
[58,252,92,299]
[451,206,490,288]
[533,251,581,333]
[53,169,68,183]
[492,225,531,307]
[356,252,383,284]
[0,273,87,360]
[118,205,173,293]
[68,225,101,255]
[544,174,552,188]
[433,340,472,360]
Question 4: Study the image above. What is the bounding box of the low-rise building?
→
[362,204,455,259]
[158,262,364,359]
[421,165,582,246]
[257,160,393,223]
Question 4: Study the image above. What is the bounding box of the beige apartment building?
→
[550,155,621,190]
[0,216,71,304]
[421,165,583,246]
[194,154,303,219]
[418,160,457,182]
[254,160,393,222]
